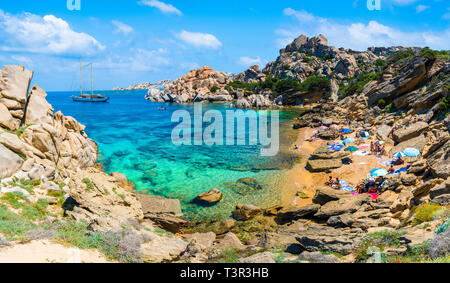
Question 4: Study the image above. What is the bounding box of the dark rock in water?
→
[222,178,264,196]
[112,150,130,158]
[275,204,321,223]
[233,204,262,220]
[236,178,263,190]
[193,189,223,205]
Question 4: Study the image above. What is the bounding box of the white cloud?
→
[112,20,134,35]
[102,48,171,72]
[279,8,450,51]
[0,10,105,56]
[139,0,182,15]
[238,56,265,67]
[176,30,222,49]
[416,5,429,13]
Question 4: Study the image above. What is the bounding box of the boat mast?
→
[91,63,93,99]
[80,56,83,96]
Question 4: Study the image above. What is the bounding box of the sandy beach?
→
[280,126,395,208]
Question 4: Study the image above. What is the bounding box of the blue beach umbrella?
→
[343,138,355,144]
[341,128,352,133]
[363,123,372,128]
[403,148,420,157]
[393,152,406,158]
[370,168,388,177]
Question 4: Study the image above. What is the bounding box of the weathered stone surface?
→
[233,204,262,220]
[427,140,450,179]
[428,229,450,259]
[311,144,350,160]
[215,232,246,250]
[215,219,236,235]
[185,232,216,252]
[377,124,392,140]
[429,178,450,200]
[275,204,321,223]
[412,178,444,197]
[0,144,23,178]
[0,103,19,130]
[0,65,33,104]
[194,189,223,205]
[307,158,342,172]
[298,251,340,263]
[392,122,428,143]
[25,85,54,125]
[141,234,188,263]
[111,172,135,192]
[391,134,427,154]
[137,194,187,233]
[239,252,275,263]
[66,168,144,231]
[315,194,371,219]
[312,186,351,205]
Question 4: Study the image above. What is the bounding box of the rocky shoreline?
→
[1,31,449,263]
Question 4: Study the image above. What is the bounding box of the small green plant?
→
[82,178,94,192]
[216,248,241,263]
[210,86,220,93]
[412,204,443,226]
[355,230,405,261]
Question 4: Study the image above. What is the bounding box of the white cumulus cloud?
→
[0,10,105,56]
[176,30,222,49]
[278,8,450,51]
[238,56,265,67]
[112,20,134,35]
[416,5,429,13]
[139,0,182,15]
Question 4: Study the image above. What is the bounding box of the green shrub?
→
[0,205,37,240]
[210,86,220,93]
[413,204,443,226]
[378,99,386,108]
[355,230,405,261]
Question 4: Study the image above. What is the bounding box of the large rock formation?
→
[146,67,232,103]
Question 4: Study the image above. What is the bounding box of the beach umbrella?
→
[341,128,352,133]
[344,146,359,152]
[343,138,355,144]
[323,121,332,125]
[393,152,406,158]
[363,123,372,128]
[376,141,385,146]
[370,168,388,177]
[403,148,420,157]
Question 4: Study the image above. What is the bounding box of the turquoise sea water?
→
[47,90,300,220]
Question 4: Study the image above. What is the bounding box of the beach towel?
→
[359,145,369,149]
[353,150,369,156]
[338,180,354,192]
[367,192,379,200]
[379,160,393,167]
[328,144,344,151]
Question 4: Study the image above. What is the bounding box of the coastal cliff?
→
[0,66,189,263]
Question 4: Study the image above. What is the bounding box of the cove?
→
[46,90,301,221]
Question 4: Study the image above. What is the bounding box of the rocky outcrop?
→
[146,67,232,103]
[113,80,173,91]
[234,65,266,83]
[233,204,262,220]
[0,143,24,178]
[66,168,144,231]
[194,189,223,205]
[137,194,187,233]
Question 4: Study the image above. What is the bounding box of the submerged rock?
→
[194,189,223,205]
[233,204,262,220]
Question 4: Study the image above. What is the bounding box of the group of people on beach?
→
[325,176,342,190]
[370,141,386,156]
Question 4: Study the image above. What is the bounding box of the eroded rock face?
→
[234,65,266,83]
[233,204,262,220]
[194,189,223,205]
[67,168,144,231]
[0,144,24,178]
[146,66,232,103]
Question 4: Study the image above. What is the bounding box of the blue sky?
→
[0,0,449,91]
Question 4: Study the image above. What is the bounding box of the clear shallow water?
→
[47,90,300,220]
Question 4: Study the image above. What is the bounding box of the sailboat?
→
[71,57,109,102]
